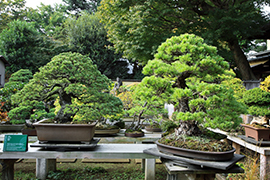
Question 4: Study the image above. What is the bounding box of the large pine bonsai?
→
[10,52,123,124]
[139,34,246,136]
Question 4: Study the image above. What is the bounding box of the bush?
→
[0,69,32,112]
[243,88,270,116]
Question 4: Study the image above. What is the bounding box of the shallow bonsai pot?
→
[0,124,24,132]
[155,140,235,161]
[95,128,120,135]
[241,123,270,141]
[21,128,37,136]
[33,119,96,143]
[125,131,144,137]
[145,126,162,132]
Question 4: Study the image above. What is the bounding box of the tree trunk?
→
[175,120,201,136]
[228,39,257,80]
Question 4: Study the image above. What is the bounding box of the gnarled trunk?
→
[55,91,73,123]
[175,120,201,136]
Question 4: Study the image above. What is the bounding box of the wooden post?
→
[145,159,155,180]
[260,154,270,180]
[1,159,17,180]
[36,159,56,180]
[232,142,241,154]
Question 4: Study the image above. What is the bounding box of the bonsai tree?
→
[138,34,246,147]
[0,69,33,112]
[126,83,168,132]
[9,52,123,124]
[0,69,33,124]
[242,88,270,117]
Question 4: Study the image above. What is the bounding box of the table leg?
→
[141,159,145,171]
[0,159,17,180]
[232,142,241,154]
[145,159,155,180]
[36,159,56,180]
[260,154,270,180]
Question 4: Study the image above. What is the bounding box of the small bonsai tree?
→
[126,82,168,132]
[10,52,123,124]
[243,87,270,117]
[0,69,33,112]
[139,34,247,136]
[0,69,33,124]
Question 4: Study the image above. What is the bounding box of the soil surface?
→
[159,129,233,152]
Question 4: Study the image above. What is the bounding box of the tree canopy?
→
[0,0,27,33]
[63,0,101,14]
[98,0,270,80]
[61,12,130,79]
[0,20,55,74]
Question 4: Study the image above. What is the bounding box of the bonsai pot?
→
[125,131,144,137]
[21,128,37,136]
[33,119,96,143]
[241,124,270,141]
[155,140,235,161]
[95,128,120,135]
[0,124,24,132]
[145,126,162,132]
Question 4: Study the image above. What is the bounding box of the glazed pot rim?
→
[33,119,97,127]
[241,123,270,130]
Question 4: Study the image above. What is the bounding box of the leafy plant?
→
[260,75,270,92]
[10,52,123,124]
[242,87,270,116]
[139,34,247,135]
[0,69,33,112]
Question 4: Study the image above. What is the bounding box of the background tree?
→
[0,0,27,32]
[63,0,101,14]
[26,3,69,36]
[0,20,55,74]
[61,12,130,79]
[98,0,270,80]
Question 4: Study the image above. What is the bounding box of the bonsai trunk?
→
[175,120,201,136]
[55,92,73,123]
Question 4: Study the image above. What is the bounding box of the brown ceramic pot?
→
[241,124,270,141]
[33,119,96,143]
[21,128,37,136]
[125,131,144,137]
[145,126,162,132]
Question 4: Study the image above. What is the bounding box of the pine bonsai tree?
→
[0,69,33,112]
[139,34,247,136]
[10,52,123,124]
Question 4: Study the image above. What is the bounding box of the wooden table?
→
[210,128,270,180]
[0,129,162,143]
[164,160,244,180]
[0,143,157,180]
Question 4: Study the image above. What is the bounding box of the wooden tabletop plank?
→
[0,143,157,159]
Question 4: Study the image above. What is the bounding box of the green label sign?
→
[3,135,28,152]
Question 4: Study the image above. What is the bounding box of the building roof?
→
[0,55,10,66]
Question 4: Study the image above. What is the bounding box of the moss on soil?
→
[159,129,233,152]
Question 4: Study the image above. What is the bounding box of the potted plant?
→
[0,69,33,132]
[127,82,168,133]
[241,86,270,141]
[137,34,247,160]
[10,52,123,143]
